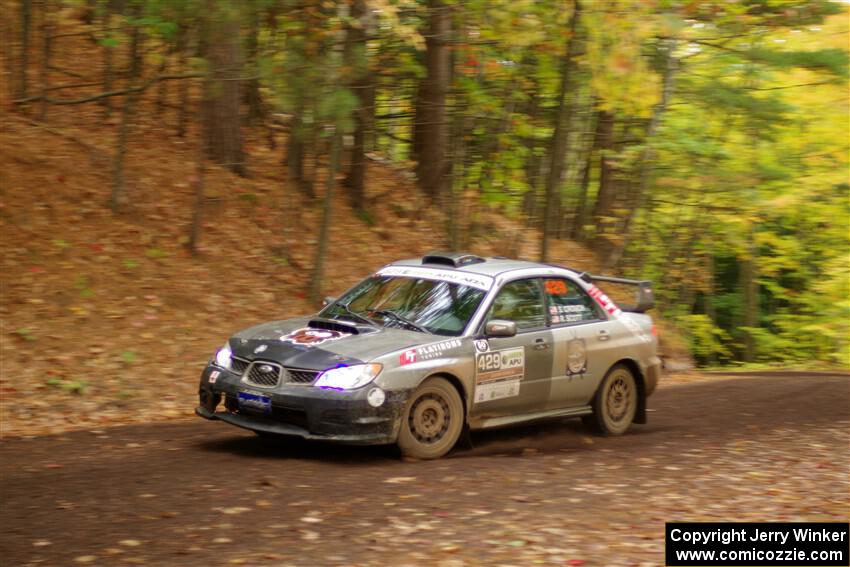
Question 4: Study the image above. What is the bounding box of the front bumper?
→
[196,364,405,445]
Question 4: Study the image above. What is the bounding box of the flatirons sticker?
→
[398,338,463,366]
[474,347,524,403]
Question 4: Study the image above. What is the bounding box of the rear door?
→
[470,278,555,417]
[540,277,619,408]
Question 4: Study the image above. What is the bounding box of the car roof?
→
[389,253,580,278]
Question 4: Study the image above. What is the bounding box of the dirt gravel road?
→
[1,372,848,566]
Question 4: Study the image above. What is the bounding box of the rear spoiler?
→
[578,273,655,313]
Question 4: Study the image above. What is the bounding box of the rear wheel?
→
[397,377,464,460]
[589,364,638,435]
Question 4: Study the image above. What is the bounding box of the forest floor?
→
[1,372,847,566]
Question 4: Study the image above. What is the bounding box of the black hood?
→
[229,317,428,371]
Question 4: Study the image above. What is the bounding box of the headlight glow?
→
[214,343,232,369]
[314,364,382,390]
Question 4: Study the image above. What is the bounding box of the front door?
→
[470,278,555,418]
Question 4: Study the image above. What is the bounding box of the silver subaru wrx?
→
[196,252,661,459]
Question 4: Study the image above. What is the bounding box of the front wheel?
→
[588,364,638,436]
[397,377,464,460]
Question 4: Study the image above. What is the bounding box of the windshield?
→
[320,276,486,336]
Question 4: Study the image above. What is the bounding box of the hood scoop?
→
[307,318,378,335]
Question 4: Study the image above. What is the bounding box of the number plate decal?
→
[237,391,272,415]
[474,347,524,403]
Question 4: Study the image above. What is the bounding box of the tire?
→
[397,377,464,460]
[588,364,638,436]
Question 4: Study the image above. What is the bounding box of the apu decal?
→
[280,328,351,347]
[475,347,524,383]
[377,265,494,291]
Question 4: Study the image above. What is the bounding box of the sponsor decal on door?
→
[474,347,524,403]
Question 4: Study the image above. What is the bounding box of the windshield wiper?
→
[328,301,374,326]
[371,310,430,334]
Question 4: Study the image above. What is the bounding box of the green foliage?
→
[677,314,733,363]
[120,351,138,365]
[73,275,94,298]
[145,248,170,260]
[61,380,89,395]
[14,328,36,342]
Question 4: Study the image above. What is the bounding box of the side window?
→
[543,279,602,325]
[486,279,545,331]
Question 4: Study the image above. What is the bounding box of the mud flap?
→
[633,384,647,424]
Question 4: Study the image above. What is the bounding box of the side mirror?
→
[322,296,336,307]
[485,319,517,338]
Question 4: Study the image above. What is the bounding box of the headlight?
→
[214,343,232,369]
[314,364,382,390]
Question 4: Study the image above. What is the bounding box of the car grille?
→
[231,357,250,374]
[235,357,319,387]
[245,361,283,387]
[286,369,320,384]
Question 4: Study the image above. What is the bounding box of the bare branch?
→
[13,73,203,105]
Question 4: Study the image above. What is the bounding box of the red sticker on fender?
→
[399,350,417,365]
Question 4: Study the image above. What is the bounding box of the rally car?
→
[196,253,661,459]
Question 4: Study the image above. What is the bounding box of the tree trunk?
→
[308,129,343,305]
[590,109,615,230]
[101,3,113,120]
[605,40,678,268]
[540,0,580,262]
[410,83,426,165]
[201,0,247,176]
[569,132,595,241]
[704,242,716,366]
[176,23,189,137]
[414,0,451,201]
[741,221,758,362]
[18,0,32,101]
[38,0,52,121]
[187,107,206,255]
[156,51,169,117]
[286,105,312,197]
[243,1,264,126]
[110,9,144,213]
[343,0,371,212]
